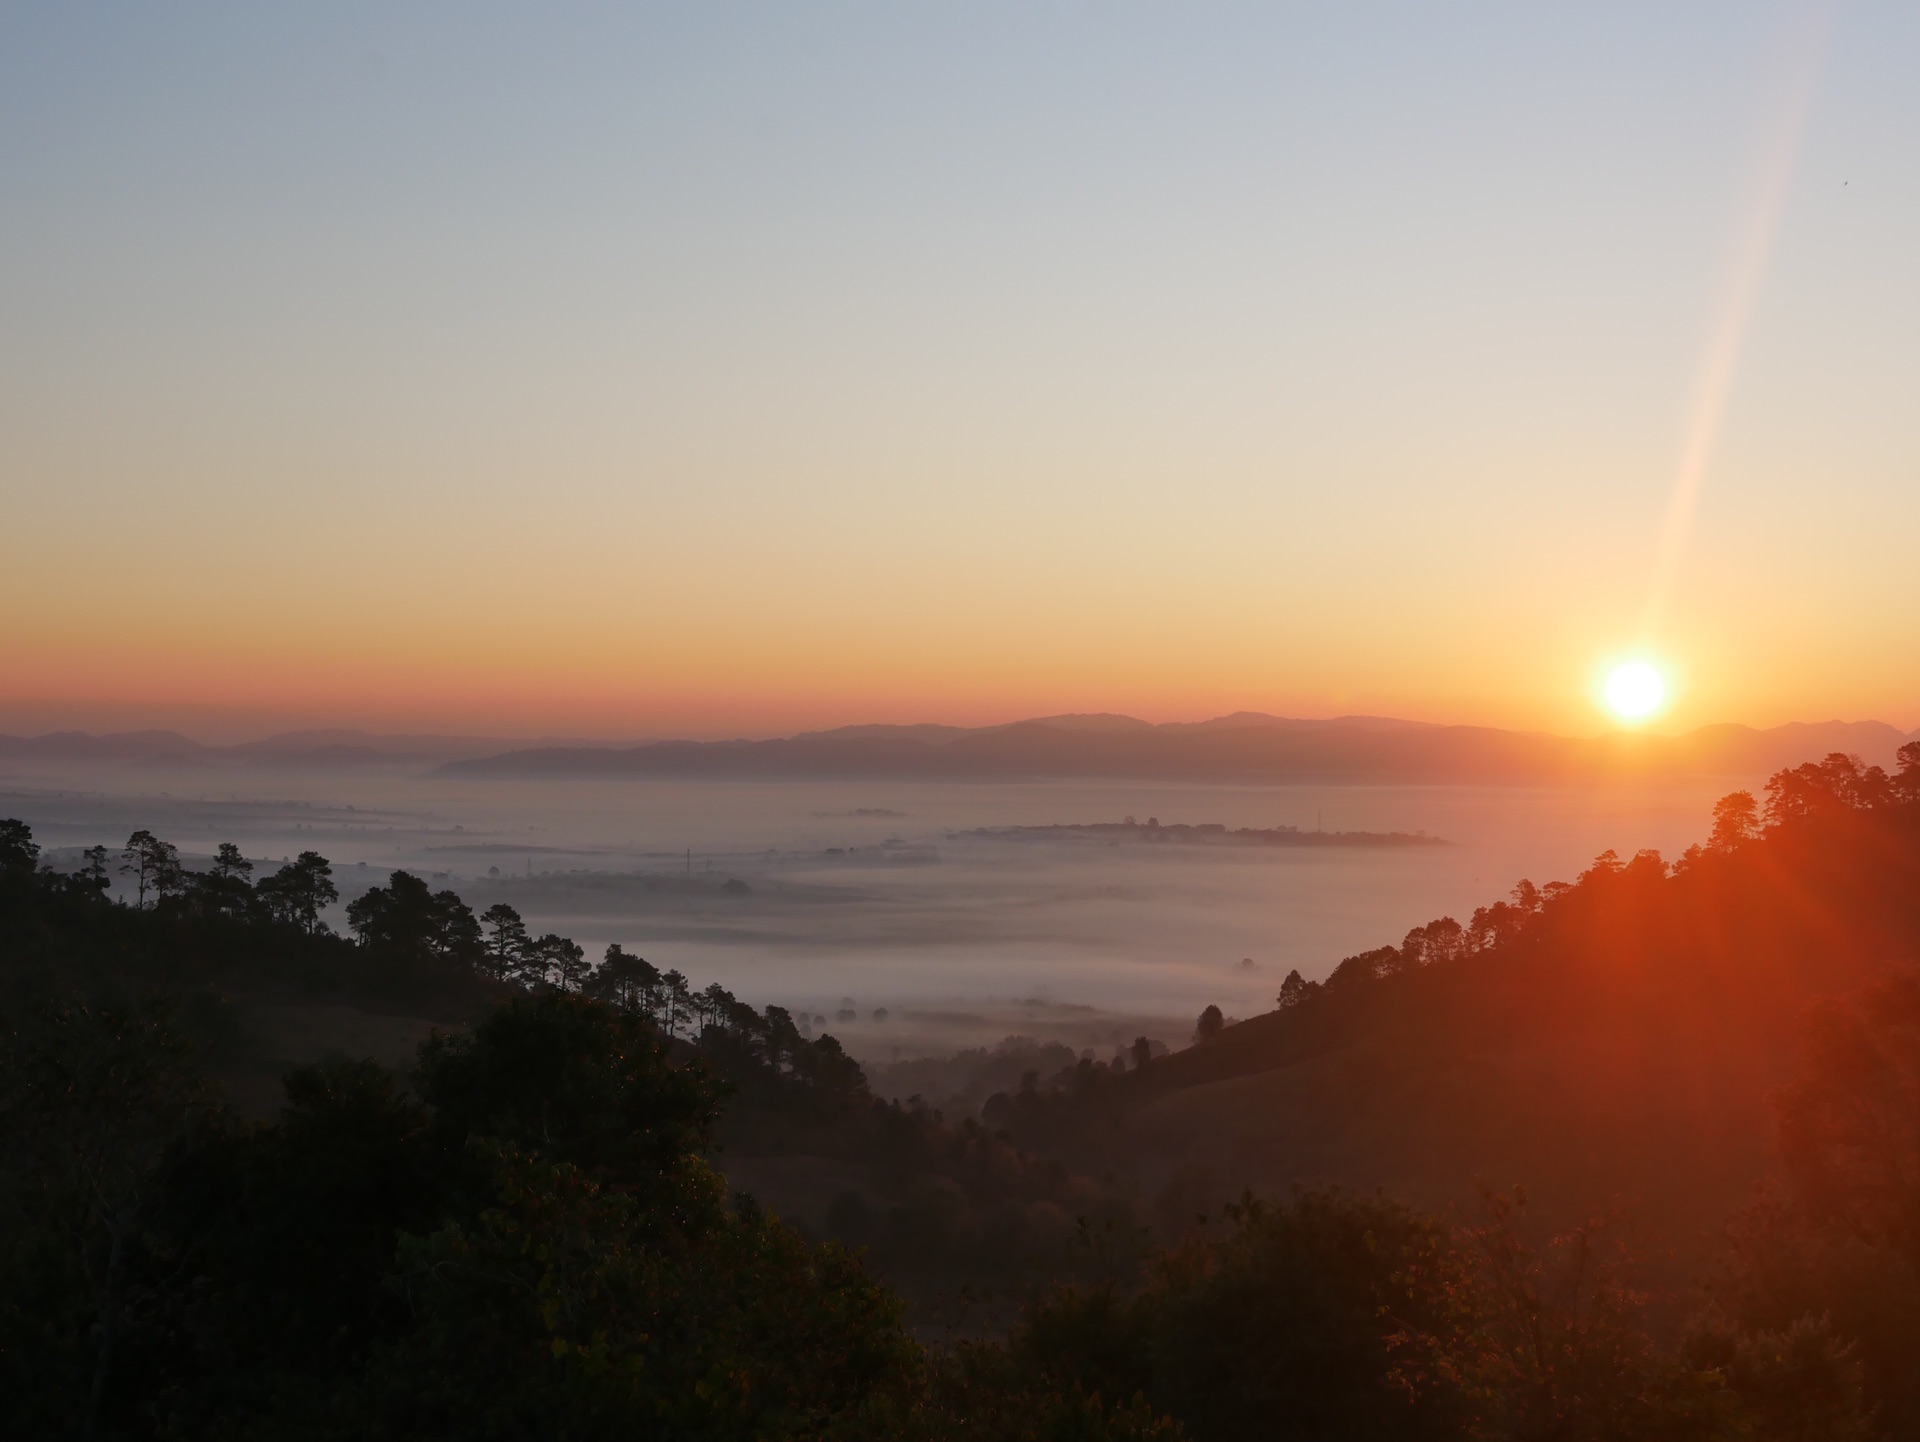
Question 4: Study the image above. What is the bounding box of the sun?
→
[1602,660,1666,723]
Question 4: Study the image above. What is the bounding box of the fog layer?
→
[5,760,1748,1058]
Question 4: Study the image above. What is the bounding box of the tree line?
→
[45,823,864,1104]
[1265,745,1920,1010]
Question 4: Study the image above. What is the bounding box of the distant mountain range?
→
[0,727,584,768]
[442,712,1918,784]
[3,712,1912,785]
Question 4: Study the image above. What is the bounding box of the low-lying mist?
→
[3,758,1751,1064]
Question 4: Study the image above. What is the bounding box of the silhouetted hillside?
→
[983,749,1920,1278]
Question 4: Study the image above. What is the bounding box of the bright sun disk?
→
[1603,661,1666,722]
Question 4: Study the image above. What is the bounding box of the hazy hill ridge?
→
[0,727,617,767]
[4,713,1914,782]
[438,713,1917,783]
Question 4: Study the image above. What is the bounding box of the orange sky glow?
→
[3,5,1916,745]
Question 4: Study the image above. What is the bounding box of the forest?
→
[3,744,1918,1439]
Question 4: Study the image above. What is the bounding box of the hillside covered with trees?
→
[983,751,1920,1246]
[2,743,1918,1438]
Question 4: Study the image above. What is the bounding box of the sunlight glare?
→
[1603,661,1666,723]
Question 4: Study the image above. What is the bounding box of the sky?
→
[2,2,1916,743]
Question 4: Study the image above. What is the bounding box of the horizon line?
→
[3,709,1916,754]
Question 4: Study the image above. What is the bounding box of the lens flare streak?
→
[1639,6,1832,638]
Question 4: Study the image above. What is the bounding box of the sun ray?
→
[1639,4,1832,639]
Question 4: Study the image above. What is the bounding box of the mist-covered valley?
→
[4,752,1754,1070]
